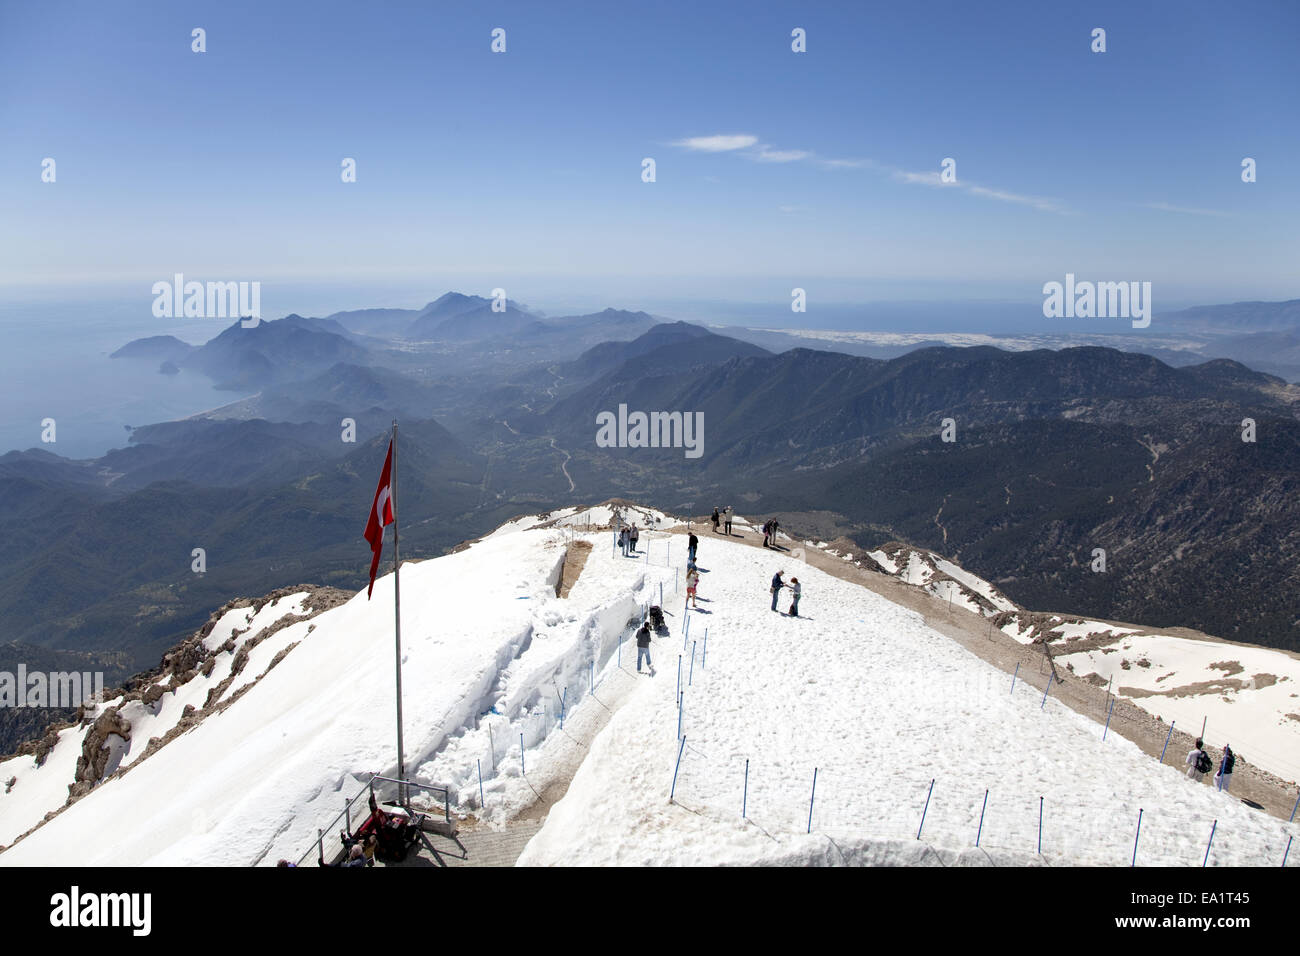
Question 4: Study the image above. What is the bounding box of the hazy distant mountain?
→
[407,295,539,342]
[559,320,769,382]
[109,335,195,363]
[1159,299,1300,332]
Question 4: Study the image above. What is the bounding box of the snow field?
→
[520,533,1298,866]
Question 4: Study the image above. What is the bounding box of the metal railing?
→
[292,774,450,867]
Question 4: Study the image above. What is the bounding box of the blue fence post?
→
[1102,699,1115,741]
[1040,676,1053,710]
[743,759,749,818]
[1038,796,1043,855]
[677,691,683,740]
[1159,720,1175,764]
[520,733,525,776]
[1290,788,1299,823]
[1132,808,1143,867]
[917,779,935,840]
[1284,835,1293,868]
[976,789,989,846]
[689,641,697,685]
[1203,820,1217,867]
[1010,662,1020,695]
[669,735,687,801]
[807,768,818,834]
[477,758,485,808]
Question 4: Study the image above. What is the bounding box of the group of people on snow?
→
[710,506,733,534]
[770,569,800,616]
[634,509,803,676]
[1185,738,1239,793]
[616,522,640,557]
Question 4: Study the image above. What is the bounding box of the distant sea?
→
[0,299,253,460]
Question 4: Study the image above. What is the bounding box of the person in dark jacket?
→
[687,531,698,563]
[1215,744,1236,793]
[770,571,784,611]
[636,621,654,674]
[711,507,721,532]
[629,524,640,553]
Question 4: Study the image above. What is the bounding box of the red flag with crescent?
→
[364,439,394,598]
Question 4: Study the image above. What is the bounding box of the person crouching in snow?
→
[636,621,654,674]
[788,577,801,616]
[770,571,784,611]
[1215,744,1236,792]
[685,566,700,608]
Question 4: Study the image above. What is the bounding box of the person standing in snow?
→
[1186,738,1210,782]
[685,566,700,608]
[770,570,784,611]
[687,531,698,564]
[724,506,733,535]
[770,519,780,548]
[630,524,640,553]
[1214,744,1236,792]
[762,520,771,548]
[636,621,654,674]
[788,577,801,617]
[618,526,628,556]
[711,507,721,532]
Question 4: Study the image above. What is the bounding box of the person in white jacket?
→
[1185,738,1209,782]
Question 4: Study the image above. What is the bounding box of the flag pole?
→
[392,420,406,804]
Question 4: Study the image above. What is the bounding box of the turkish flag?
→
[364,439,394,598]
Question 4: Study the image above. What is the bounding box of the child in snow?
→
[770,571,784,611]
[636,621,654,674]
[1186,738,1209,782]
[1215,744,1236,792]
[686,566,700,608]
[788,577,801,616]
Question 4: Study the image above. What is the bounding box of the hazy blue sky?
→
[1,0,1297,308]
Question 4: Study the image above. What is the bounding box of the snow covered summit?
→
[1,503,1294,866]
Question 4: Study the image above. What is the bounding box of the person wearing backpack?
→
[1186,738,1211,782]
[635,621,654,675]
[1215,744,1236,792]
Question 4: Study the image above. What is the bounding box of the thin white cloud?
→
[778,204,810,214]
[1144,201,1232,218]
[891,165,1066,214]
[673,134,759,152]
[753,145,813,163]
[673,132,1067,214]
